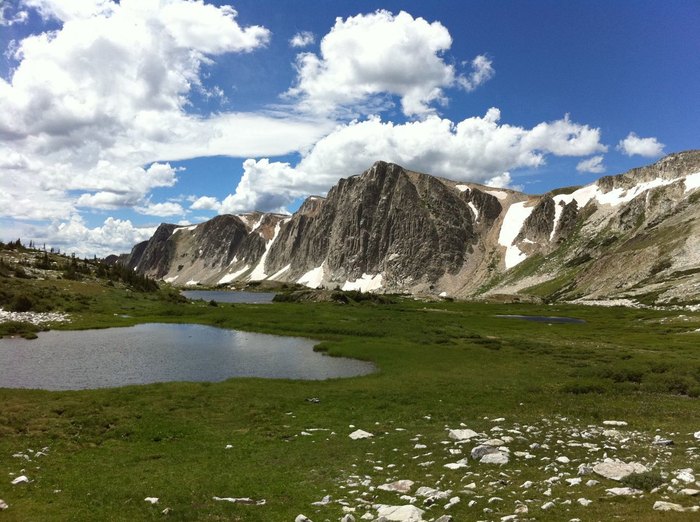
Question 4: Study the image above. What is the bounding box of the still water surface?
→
[0,323,374,390]
[181,290,276,304]
[495,314,586,324]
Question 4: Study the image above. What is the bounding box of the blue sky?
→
[0,0,698,255]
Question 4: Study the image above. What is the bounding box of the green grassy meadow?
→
[1,253,700,520]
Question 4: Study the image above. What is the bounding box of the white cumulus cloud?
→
[458,55,495,92]
[190,196,222,211]
[220,109,607,213]
[0,0,328,223]
[289,31,315,48]
[617,132,665,157]
[286,10,487,117]
[576,155,606,174]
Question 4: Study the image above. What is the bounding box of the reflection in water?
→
[0,323,374,390]
[181,290,276,304]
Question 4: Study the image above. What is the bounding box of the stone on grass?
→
[444,458,468,470]
[653,501,685,512]
[480,452,509,465]
[11,476,28,485]
[340,515,355,522]
[448,429,478,441]
[541,501,555,510]
[375,504,424,522]
[680,488,700,496]
[144,497,159,504]
[415,486,450,500]
[378,480,414,494]
[577,498,592,506]
[593,461,647,481]
[349,430,373,440]
[676,469,695,483]
[0,499,7,510]
[602,420,628,426]
[606,487,643,496]
[471,445,498,460]
[295,515,312,522]
[434,516,452,522]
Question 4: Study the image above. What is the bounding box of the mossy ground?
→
[1,250,699,520]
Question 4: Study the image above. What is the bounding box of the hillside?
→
[125,151,700,305]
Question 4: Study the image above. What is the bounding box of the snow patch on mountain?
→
[342,273,383,292]
[297,264,325,288]
[499,202,535,268]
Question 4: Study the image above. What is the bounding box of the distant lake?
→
[0,324,374,390]
[495,314,586,324]
[181,290,276,304]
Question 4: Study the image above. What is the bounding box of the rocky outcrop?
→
[124,151,700,304]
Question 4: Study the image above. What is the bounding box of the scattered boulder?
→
[378,480,414,494]
[0,499,7,510]
[480,452,509,465]
[11,475,29,485]
[471,445,499,460]
[448,429,478,441]
[144,497,159,504]
[375,504,424,522]
[415,486,450,500]
[602,420,628,427]
[340,515,355,522]
[606,487,643,496]
[593,461,648,481]
[295,515,312,522]
[349,430,374,440]
[653,501,685,512]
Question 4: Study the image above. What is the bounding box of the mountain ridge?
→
[124,150,700,304]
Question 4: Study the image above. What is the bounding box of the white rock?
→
[653,501,685,512]
[311,495,331,506]
[349,430,373,440]
[680,488,700,496]
[295,515,312,522]
[0,499,7,510]
[605,487,643,496]
[413,444,427,450]
[520,481,533,489]
[11,476,29,485]
[556,456,570,464]
[444,496,460,509]
[566,478,582,486]
[448,429,478,441]
[415,486,450,499]
[501,516,518,522]
[378,480,414,494]
[585,479,599,487]
[444,458,469,470]
[693,431,700,440]
[602,420,628,426]
[480,452,509,465]
[375,504,425,521]
[676,469,695,483]
[341,515,355,522]
[541,501,555,510]
[593,461,648,481]
[514,503,528,514]
[144,497,159,504]
[577,498,592,506]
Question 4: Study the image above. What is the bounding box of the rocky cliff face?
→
[124,151,700,304]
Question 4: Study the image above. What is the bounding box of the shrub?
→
[622,471,663,491]
[10,294,33,312]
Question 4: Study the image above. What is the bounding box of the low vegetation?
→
[1,245,699,520]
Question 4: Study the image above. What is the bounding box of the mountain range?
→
[123,151,700,305]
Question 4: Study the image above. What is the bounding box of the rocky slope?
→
[124,151,700,304]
